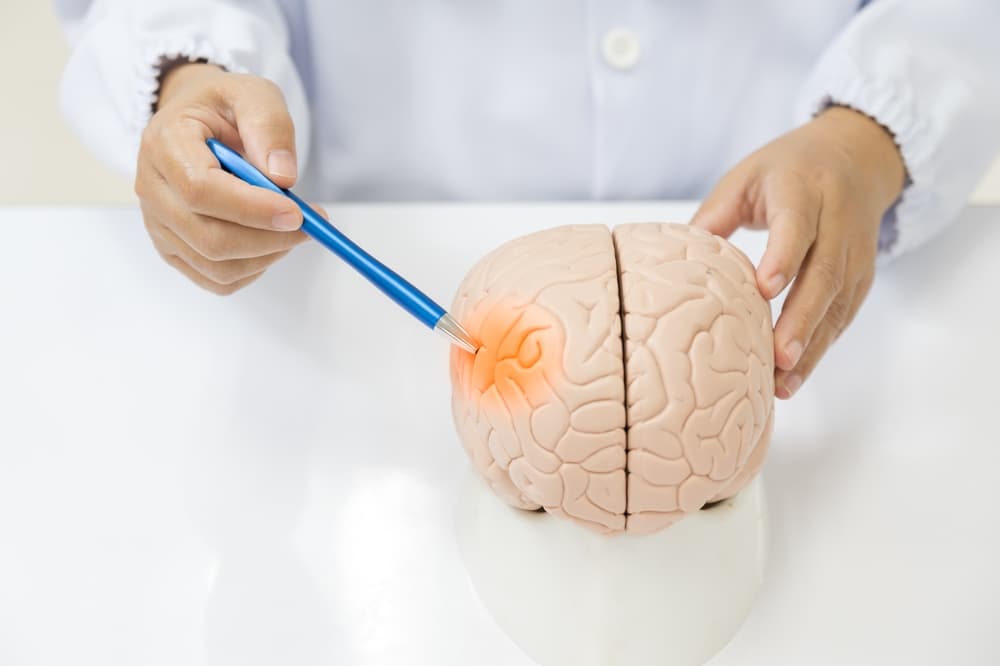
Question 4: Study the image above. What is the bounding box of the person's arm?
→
[55,0,320,295]
[692,0,1000,399]
[795,0,1000,259]
[56,0,311,176]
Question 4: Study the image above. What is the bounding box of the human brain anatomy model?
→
[450,223,774,535]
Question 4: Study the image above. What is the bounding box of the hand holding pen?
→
[136,64,311,294]
[138,63,478,353]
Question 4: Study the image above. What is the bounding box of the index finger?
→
[151,118,303,231]
[690,167,755,239]
[754,173,822,299]
[772,238,848,371]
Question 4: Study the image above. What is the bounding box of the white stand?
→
[454,474,768,666]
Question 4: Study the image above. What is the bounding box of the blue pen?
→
[206,138,478,354]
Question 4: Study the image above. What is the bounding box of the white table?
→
[1,204,997,666]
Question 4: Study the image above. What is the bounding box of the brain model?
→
[450,223,774,535]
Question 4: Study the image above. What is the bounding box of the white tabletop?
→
[1,203,997,666]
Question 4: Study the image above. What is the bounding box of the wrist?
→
[814,105,907,208]
[156,62,225,111]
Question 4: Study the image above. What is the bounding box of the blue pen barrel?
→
[285,190,446,328]
[205,138,446,330]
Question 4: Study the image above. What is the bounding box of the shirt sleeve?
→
[55,0,311,178]
[795,0,1000,260]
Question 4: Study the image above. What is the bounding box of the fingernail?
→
[272,210,300,230]
[785,340,803,367]
[783,373,803,396]
[267,150,297,180]
[766,273,787,297]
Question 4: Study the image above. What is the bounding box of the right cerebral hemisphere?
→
[450,223,774,535]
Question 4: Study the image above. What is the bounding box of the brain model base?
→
[450,223,774,535]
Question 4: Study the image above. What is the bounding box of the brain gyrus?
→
[450,223,773,535]
[452,299,565,408]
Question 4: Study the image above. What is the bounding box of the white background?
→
[1,202,997,665]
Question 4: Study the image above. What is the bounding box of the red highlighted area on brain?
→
[450,223,774,535]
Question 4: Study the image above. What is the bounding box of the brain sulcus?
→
[450,223,774,535]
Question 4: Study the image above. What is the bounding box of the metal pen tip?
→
[435,312,480,354]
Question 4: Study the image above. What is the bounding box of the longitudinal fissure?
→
[609,226,632,526]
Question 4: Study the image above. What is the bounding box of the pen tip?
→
[435,313,480,354]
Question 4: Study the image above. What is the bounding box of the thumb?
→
[227,77,298,188]
[690,169,753,239]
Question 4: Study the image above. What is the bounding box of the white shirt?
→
[56,0,1000,258]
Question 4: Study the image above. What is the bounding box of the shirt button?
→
[602,27,641,71]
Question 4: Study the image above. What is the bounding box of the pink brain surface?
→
[450,223,774,536]
[614,223,774,535]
